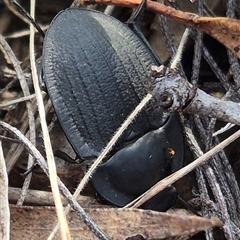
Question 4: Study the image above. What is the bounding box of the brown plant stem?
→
[82,0,240,59]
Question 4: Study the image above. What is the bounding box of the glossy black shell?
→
[42,8,169,159]
[91,115,183,210]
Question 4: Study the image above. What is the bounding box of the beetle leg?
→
[21,163,39,177]
[127,0,162,65]
[127,0,147,25]
[54,150,84,164]
[11,0,45,37]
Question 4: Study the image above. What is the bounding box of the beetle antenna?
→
[11,0,45,37]
[170,28,189,71]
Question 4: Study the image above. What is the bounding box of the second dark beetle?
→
[42,8,184,211]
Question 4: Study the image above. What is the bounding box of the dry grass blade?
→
[8,187,98,207]
[0,32,36,204]
[0,141,10,240]
[125,129,240,208]
[10,206,222,240]
[8,187,63,206]
[76,94,152,192]
[82,0,240,59]
[3,25,48,39]
[0,93,37,108]
[29,1,70,239]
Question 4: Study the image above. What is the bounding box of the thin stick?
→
[124,128,240,208]
[0,92,46,108]
[150,67,240,125]
[4,25,48,39]
[29,1,70,239]
[48,93,153,239]
[0,32,36,204]
[83,0,240,59]
[0,141,10,240]
[213,123,235,137]
[78,93,152,191]
[170,28,189,70]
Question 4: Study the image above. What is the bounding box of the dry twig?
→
[0,141,10,240]
[0,33,36,205]
[29,1,70,238]
[82,0,240,59]
[150,66,240,125]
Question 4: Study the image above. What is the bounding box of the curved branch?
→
[82,0,240,59]
[149,66,240,125]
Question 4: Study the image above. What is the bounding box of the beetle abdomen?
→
[42,8,168,159]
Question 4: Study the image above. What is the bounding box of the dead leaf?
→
[10,205,222,240]
[178,17,240,59]
[82,0,240,59]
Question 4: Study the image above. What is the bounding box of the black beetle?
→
[42,8,184,211]
[91,114,183,211]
